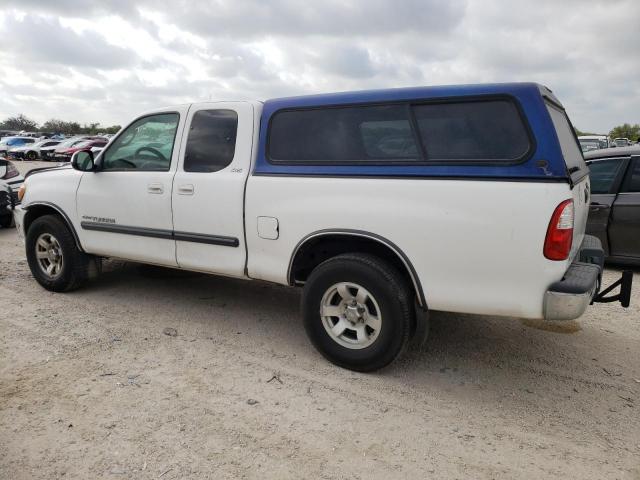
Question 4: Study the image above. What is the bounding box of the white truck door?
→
[76,107,189,266]
[171,102,254,277]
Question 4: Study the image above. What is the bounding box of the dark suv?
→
[585,146,640,264]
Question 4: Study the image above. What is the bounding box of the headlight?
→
[17,183,26,201]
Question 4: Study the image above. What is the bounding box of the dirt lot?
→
[1,161,639,479]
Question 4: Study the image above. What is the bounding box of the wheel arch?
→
[23,202,84,252]
[288,229,427,309]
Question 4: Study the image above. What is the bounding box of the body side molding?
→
[80,221,239,247]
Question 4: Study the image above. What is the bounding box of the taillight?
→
[3,162,19,179]
[544,199,574,260]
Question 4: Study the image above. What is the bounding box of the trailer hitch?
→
[592,270,633,308]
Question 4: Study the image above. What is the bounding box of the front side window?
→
[184,110,238,172]
[413,100,531,162]
[102,113,179,171]
[269,105,419,163]
[621,158,640,193]
[588,158,625,194]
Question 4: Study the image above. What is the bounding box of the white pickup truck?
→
[13,83,632,371]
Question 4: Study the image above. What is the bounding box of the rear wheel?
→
[302,253,413,372]
[26,215,99,292]
[26,151,38,160]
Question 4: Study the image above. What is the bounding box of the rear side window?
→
[269,105,419,162]
[546,103,587,178]
[184,109,238,172]
[587,158,625,194]
[268,98,532,164]
[413,100,530,162]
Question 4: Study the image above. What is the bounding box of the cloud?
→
[146,0,465,38]
[0,0,638,132]
[3,15,138,69]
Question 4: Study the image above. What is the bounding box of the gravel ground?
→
[1,161,639,479]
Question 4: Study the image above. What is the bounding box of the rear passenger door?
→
[610,155,640,258]
[171,102,254,277]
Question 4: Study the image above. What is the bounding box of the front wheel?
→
[0,214,13,228]
[26,151,38,160]
[26,214,99,292]
[302,253,414,372]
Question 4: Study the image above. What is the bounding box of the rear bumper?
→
[543,235,604,321]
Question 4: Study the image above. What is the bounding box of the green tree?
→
[102,125,122,134]
[80,122,101,134]
[41,119,81,135]
[609,123,640,142]
[0,114,38,131]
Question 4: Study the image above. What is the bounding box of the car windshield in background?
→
[580,140,601,152]
[54,139,81,148]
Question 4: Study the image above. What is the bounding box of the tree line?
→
[574,123,640,141]
[0,114,121,135]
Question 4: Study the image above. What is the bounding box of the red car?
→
[53,138,108,161]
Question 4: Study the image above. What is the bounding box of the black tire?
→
[25,214,98,292]
[0,214,13,228]
[302,253,414,372]
[26,151,37,160]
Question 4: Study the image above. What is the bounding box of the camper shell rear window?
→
[544,100,588,181]
[267,97,533,166]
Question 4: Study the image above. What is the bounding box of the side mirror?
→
[71,150,95,172]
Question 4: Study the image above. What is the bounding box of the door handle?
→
[147,183,164,194]
[177,184,195,195]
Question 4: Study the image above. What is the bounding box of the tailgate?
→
[545,101,590,262]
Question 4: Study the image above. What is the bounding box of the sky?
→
[0,0,638,133]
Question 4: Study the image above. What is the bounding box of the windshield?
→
[579,140,601,152]
[55,138,83,148]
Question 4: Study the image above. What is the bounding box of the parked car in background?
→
[8,139,62,160]
[0,158,24,227]
[41,137,92,161]
[53,138,108,162]
[614,138,631,147]
[578,135,609,152]
[1,179,15,227]
[585,145,640,264]
[0,136,36,156]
